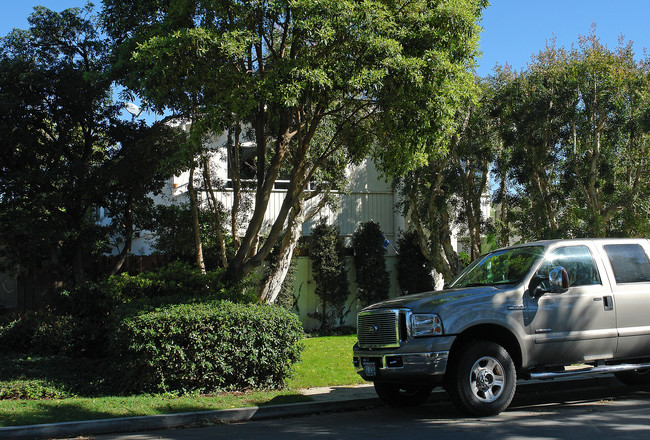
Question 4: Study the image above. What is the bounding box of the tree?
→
[492,30,650,239]
[396,230,434,295]
[0,5,180,286]
[352,221,390,306]
[562,32,650,237]
[450,79,497,260]
[492,42,571,240]
[309,220,349,331]
[396,78,496,283]
[101,0,488,293]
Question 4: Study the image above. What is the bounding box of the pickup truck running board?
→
[529,362,650,380]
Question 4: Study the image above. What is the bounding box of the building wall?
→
[292,255,401,331]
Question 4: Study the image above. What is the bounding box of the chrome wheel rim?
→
[469,356,505,403]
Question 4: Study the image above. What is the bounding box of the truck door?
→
[525,244,617,365]
[601,242,650,359]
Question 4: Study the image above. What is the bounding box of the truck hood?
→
[363,285,515,314]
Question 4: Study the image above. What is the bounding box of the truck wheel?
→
[615,368,650,385]
[373,382,433,407]
[446,340,516,416]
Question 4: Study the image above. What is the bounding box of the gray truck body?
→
[353,239,650,414]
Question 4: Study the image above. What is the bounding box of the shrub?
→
[0,263,258,358]
[310,221,350,331]
[112,301,304,394]
[352,221,390,306]
[396,230,434,295]
[104,262,256,303]
[0,309,109,357]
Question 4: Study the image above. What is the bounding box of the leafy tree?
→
[101,0,488,293]
[491,43,571,240]
[352,221,390,306]
[562,32,650,237]
[0,5,180,286]
[309,220,349,331]
[396,230,434,295]
[493,30,650,239]
[397,78,496,282]
[397,156,463,283]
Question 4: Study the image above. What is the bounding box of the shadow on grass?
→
[0,354,117,398]
[0,401,124,427]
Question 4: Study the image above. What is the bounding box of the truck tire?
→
[446,340,516,416]
[373,382,433,407]
[615,368,650,385]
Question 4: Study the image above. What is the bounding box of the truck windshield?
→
[449,246,545,289]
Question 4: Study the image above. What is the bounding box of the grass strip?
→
[0,334,364,427]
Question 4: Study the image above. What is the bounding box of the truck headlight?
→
[411,314,443,337]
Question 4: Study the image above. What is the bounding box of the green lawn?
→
[288,335,366,389]
[0,334,365,427]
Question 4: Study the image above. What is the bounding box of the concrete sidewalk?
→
[0,385,382,440]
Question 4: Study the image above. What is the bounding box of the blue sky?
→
[1,0,649,77]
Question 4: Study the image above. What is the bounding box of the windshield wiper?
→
[457,282,493,288]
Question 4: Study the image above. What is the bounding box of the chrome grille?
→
[357,309,400,348]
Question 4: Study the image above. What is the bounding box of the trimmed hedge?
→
[101,262,257,303]
[112,301,304,394]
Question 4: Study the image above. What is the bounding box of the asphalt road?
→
[88,378,650,440]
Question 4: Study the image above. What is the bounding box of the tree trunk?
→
[498,172,509,247]
[439,208,463,280]
[201,153,228,268]
[109,197,134,275]
[258,216,301,304]
[258,188,330,303]
[188,166,206,274]
[228,124,242,251]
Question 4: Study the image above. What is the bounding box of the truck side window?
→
[603,244,650,284]
[538,246,601,287]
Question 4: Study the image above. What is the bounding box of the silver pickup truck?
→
[353,239,650,416]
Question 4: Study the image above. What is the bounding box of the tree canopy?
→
[494,31,650,239]
[101,0,488,286]
[0,5,181,285]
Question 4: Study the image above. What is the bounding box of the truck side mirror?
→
[548,266,570,293]
[528,266,569,298]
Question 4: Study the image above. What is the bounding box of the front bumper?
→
[353,336,454,384]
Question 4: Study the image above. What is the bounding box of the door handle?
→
[603,295,614,311]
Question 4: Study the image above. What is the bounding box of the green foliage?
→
[101,0,488,285]
[352,221,390,305]
[112,301,304,394]
[144,204,235,269]
[0,5,183,284]
[0,263,257,359]
[101,262,255,303]
[492,31,650,239]
[0,311,92,357]
[0,380,68,400]
[309,221,350,331]
[396,230,434,295]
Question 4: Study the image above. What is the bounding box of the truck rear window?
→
[603,244,650,284]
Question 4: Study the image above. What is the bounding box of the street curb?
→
[0,375,623,439]
[0,397,382,440]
